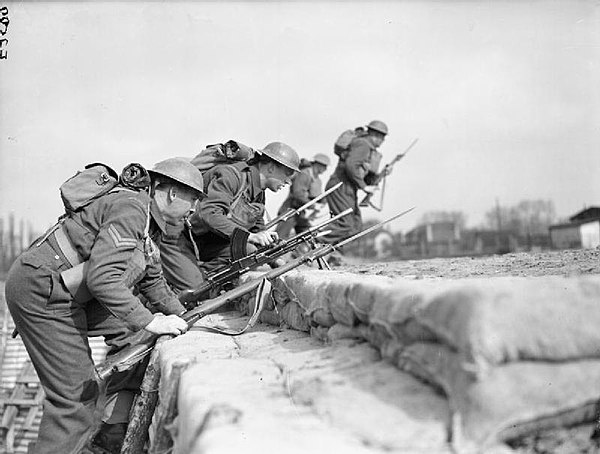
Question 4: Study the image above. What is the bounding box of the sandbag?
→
[280,301,310,332]
[411,276,600,375]
[280,272,336,328]
[342,276,395,324]
[396,342,600,452]
[326,323,365,342]
[368,285,438,345]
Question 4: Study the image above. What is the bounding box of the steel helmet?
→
[312,153,331,167]
[367,120,388,136]
[260,142,300,172]
[148,158,205,195]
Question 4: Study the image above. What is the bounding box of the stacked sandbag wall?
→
[236,270,600,453]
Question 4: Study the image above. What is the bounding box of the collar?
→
[150,198,168,235]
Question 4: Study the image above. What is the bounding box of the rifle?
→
[264,181,342,229]
[95,206,415,382]
[178,207,354,308]
[359,138,418,211]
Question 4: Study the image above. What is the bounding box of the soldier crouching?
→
[4,158,204,454]
[160,142,300,295]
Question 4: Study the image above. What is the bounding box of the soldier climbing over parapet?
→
[322,120,389,248]
[4,158,204,454]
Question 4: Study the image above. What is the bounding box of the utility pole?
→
[495,198,502,231]
[495,198,501,252]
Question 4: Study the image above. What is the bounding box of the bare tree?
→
[484,199,556,236]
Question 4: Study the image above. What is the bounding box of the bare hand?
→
[144,313,189,336]
[248,231,279,247]
[363,185,379,194]
[269,258,286,268]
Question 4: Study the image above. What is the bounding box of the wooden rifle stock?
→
[94,206,414,382]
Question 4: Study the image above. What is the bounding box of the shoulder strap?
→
[228,165,249,206]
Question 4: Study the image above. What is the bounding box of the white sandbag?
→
[396,342,600,453]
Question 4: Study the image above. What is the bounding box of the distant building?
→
[461,230,518,255]
[373,230,395,259]
[549,207,600,249]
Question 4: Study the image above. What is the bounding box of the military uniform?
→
[323,136,382,243]
[157,220,205,294]
[170,161,265,280]
[159,142,299,293]
[5,189,185,454]
[275,166,322,239]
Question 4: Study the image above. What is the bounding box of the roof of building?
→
[569,206,600,222]
[550,217,600,230]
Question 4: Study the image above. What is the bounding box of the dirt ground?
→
[339,247,600,454]
[339,248,600,279]
[2,248,600,453]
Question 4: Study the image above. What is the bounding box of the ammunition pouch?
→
[230,228,250,261]
[41,223,94,303]
[60,262,93,303]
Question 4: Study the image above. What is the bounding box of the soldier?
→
[162,141,300,290]
[4,158,204,454]
[159,139,257,294]
[322,120,388,245]
[276,153,331,239]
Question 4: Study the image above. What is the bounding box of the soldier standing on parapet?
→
[160,142,300,291]
[276,153,331,239]
[322,120,388,245]
[4,158,204,454]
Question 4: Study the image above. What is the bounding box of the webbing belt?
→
[53,224,84,268]
[47,223,92,303]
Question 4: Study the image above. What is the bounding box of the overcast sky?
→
[1,1,599,235]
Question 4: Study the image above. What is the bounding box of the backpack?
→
[191,140,257,173]
[333,126,366,160]
[59,163,150,215]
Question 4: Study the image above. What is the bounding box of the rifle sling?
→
[198,278,271,336]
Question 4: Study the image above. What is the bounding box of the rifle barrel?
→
[180,207,353,305]
[264,181,342,229]
[335,207,415,249]
[399,138,419,160]
[95,207,414,382]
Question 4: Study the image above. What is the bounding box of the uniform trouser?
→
[161,231,234,297]
[322,175,362,244]
[275,214,311,239]
[275,199,311,239]
[5,242,147,454]
[197,242,233,277]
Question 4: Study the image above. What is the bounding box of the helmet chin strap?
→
[257,168,269,190]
